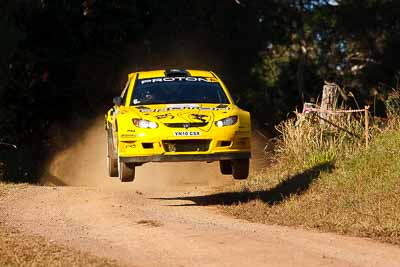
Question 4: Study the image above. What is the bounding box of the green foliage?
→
[250,0,400,121]
[385,89,400,117]
[252,49,290,88]
[384,89,400,128]
[304,150,336,169]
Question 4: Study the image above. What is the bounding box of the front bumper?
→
[116,122,251,163]
[120,152,251,163]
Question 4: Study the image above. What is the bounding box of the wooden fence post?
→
[365,105,369,148]
[320,81,339,123]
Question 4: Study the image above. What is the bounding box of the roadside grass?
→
[0,183,120,267]
[222,114,400,245]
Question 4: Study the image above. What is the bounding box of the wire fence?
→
[302,103,370,148]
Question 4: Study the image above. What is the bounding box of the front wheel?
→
[219,160,232,175]
[107,157,118,177]
[107,129,118,177]
[232,159,249,180]
[118,158,135,182]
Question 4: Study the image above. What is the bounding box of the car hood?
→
[119,103,234,124]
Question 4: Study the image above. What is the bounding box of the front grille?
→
[164,122,208,128]
[163,140,210,152]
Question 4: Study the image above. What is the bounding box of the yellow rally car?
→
[105,69,251,182]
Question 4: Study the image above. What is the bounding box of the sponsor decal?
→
[174,131,201,137]
[137,106,230,113]
[166,104,199,109]
[155,113,175,120]
[140,77,212,84]
[121,134,136,138]
[191,114,208,122]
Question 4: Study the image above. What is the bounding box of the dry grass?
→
[0,225,120,267]
[275,111,367,170]
[221,114,400,245]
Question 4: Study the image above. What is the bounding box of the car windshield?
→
[131,77,230,105]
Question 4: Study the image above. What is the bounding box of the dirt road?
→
[1,120,400,267]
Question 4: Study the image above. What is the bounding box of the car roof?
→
[128,69,216,80]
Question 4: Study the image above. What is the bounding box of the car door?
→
[111,79,131,150]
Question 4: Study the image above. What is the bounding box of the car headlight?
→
[215,116,238,127]
[132,119,158,129]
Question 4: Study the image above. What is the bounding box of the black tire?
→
[107,129,118,177]
[107,157,118,177]
[118,158,135,182]
[232,159,249,180]
[219,160,232,175]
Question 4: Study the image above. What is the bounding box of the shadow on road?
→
[153,162,334,207]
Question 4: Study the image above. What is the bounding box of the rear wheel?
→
[118,158,135,182]
[232,159,249,180]
[107,129,118,177]
[219,160,232,175]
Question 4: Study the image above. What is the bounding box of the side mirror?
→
[113,96,122,106]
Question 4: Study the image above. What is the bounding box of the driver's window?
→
[120,80,130,105]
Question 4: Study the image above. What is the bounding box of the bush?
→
[385,89,400,128]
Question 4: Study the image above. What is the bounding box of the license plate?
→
[174,131,201,137]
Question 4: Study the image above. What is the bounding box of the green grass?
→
[223,123,400,245]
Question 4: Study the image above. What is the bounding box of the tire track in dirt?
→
[2,185,400,267]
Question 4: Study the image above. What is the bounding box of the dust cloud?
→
[43,117,268,191]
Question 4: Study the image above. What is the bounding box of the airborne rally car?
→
[105,69,251,182]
